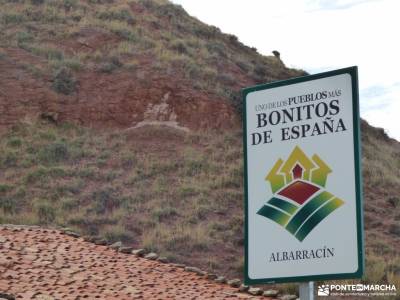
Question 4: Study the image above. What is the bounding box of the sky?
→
[171,0,400,141]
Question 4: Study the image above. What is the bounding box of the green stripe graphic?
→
[295,198,344,241]
[257,205,290,226]
[285,191,333,235]
[267,197,298,215]
[258,190,344,241]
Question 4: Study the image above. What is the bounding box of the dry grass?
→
[362,132,400,188]
[0,122,245,276]
[1,120,399,294]
[0,0,304,106]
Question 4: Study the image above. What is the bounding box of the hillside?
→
[0,0,304,130]
[0,0,400,297]
[0,120,399,291]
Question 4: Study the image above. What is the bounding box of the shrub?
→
[31,0,45,5]
[52,67,77,95]
[0,184,13,193]
[183,61,202,80]
[77,167,97,179]
[36,6,65,23]
[54,179,83,195]
[209,221,229,233]
[363,255,386,283]
[388,197,400,208]
[38,142,69,164]
[193,205,210,221]
[279,283,298,296]
[182,151,209,176]
[104,171,121,181]
[29,45,64,61]
[24,167,67,185]
[1,13,25,25]
[35,200,56,224]
[143,225,210,253]
[154,3,187,18]
[253,65,267,77]
[111,42,134,56]
[206,42,227,58]
[0,197,17,214]
[371,240,392,255]
[16,31,33,45]
[152,206,178,222]
[168,228,209,252]
[96,8,134,23]
[235,60,251,72]
[178,185,197,198]
[389,224,400,236]
[120,153,136,169]
[24,167,49,184]
[99,56,123,73]
[138,0,156,10]
[0,151,18,168]
[117,29,136,41]
[65,58,83,71]
[193,25,220,39]
[99,63,118,73]
[102,225,132,243]
[38,130,57,141]
[386,272,400,293]
[221,87,241,113]
[60,197,78,211]
[63,0,77,10]
[106,21,136,41]
[92,188,120,214]
[51,57,83,71]
[7,137,22,148]
[170,39,189,55]
[70,13,82,22]
[227,34,238,44]
[217,73,235,85]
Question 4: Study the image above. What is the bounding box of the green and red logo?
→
[257,146,344,241]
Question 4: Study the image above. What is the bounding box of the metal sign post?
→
[299,282,314,300]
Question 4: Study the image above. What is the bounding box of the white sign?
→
[243,67,363,284]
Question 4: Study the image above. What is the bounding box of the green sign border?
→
[242,66,364,284]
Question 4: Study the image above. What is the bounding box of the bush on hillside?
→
[193,25,220,39]
[92,188,120,214]
[388,197,400,208]
[35,200,56,224]
[52,67,77,95]
[0,197,17,214]
[389,224,400,236]
[31,0,45,5]
[170,39,189,55]
[38,142,69,164]
[206,42,227,58]
[99,56,123,73]
[16,31,33,45]
[253,65,267,77]
[96,8,134,23]
[63,0,78,10]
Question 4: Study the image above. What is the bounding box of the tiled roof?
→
[0,225,267,300]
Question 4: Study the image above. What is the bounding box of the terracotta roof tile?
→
[0,226,269,299]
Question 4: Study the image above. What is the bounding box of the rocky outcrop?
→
[0,48,238,131]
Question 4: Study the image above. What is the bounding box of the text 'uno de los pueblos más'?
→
[250,89,346,145]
